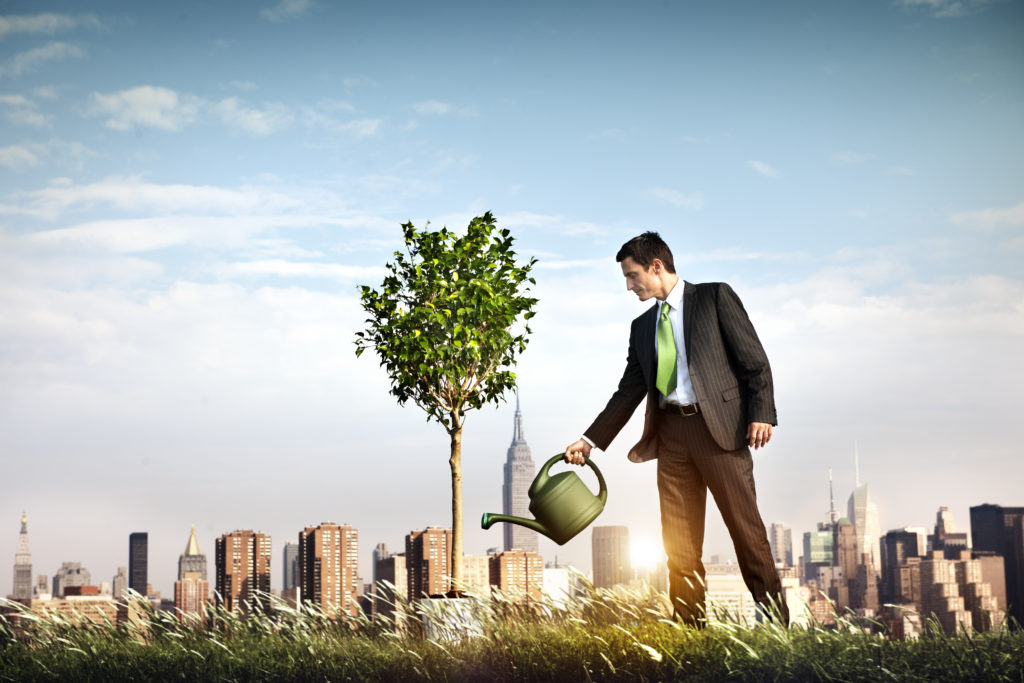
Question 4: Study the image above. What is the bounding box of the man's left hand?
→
[747,422,773,450]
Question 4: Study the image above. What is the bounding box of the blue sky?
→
[2,0,1022,597]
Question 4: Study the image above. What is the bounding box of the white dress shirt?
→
[656,278,697,406]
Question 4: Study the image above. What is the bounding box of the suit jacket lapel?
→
[638,303,657,388]
[683,280,696,363]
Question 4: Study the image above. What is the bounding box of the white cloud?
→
[89,86,202,132]
[260,0,313,22]
[216,97,293,135]
[0,145,39,169]
[746,160,780,179]
[0,93,51,126]
[647,186,705,211]
[412,99,477,117]
[895,0,1005,18]
[831,151,871,165]
[950,202,1024,231]
[223,259,388,281]
[0,41,83,78]
[0,13,101,38]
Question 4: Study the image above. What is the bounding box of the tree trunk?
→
[448,421,463,595]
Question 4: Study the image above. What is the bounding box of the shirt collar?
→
[659,277,683,310]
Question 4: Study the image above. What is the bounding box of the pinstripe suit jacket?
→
[583,281,777,462]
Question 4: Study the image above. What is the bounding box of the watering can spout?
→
[481,512,547,536]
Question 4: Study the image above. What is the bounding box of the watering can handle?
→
[540,453,608,505]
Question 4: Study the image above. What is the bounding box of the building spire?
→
[184,524,202,556]
[828,468,837,525]
[512,390,525,444]
[854,441,861,487]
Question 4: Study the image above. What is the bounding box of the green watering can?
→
[481,453,607,545]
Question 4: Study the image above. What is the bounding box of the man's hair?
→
[615,231,676,273]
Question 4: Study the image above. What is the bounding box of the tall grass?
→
[2,581,1022,682]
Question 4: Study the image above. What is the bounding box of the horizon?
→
[3,0,1023,598]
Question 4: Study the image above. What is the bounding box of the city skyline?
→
[3,1,1023,598]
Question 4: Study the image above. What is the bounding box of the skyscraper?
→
[929,506,970,558]
[769,523,793,566]
[592,526,630,589]
[128,532,148,596]
[503,394,538,553]
[215,529,272,614]
[846,449,880,571]
[111,566,127,599]
[178,525,207,581]
[282,542,299,591]
[489,549,544,602]
[297,522,359,616]
[406,527,452,599]
[12,512,32,601]
[52,561,90,597]
[970,503,1024,628]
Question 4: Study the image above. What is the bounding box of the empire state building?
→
[503,394,538,552]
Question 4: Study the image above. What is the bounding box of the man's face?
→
[620,256,661,301]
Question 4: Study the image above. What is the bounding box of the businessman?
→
[564,232,788,626]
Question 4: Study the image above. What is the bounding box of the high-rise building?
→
[489,549,543,602]
[929,506,969,558]
[846,454,880,572]
[282,542,299,591]
[880,529,923,605]
[52,562,90,597]
[178,525,207,581]
[372,552,407,622]
[406,527,452,599]
[111,567,127,599]
[12,512,32,601]
[174,570,209,619]
[802,524,834,583]
[592,526,630,589]
[503,394,538,553]
[970,503,1024,627]
[128,532,148,596]
[769,523,793,566]
[215,529,272,614]
[297,522,359,616]
[461,555,491,595]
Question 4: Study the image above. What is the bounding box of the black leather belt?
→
[662,402,699,417]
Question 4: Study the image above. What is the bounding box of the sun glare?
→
[630,538,662,570]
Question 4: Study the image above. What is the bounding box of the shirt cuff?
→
[581,435,596,449]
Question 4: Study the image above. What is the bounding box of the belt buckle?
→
[679,403,698,417]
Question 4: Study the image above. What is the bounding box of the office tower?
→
[178,525,207,581]
[12,512,32,601]
[955,551,1003,631]
[829,519,857,609]
[846,450,880,571]
[592,526,630,589]
[112,567,127,599]
[128,532,148,596]
[174,570,209,619]
[489,549,543,602]
[920,551,971,635]
[373,552,407,622]
[406,527,452,599]
[52,562,91,597]
[297,522,359,616]
[769,523,793,566]
[929,506,969,558]
[282,542,299,591]
[970,503,1024,627]
[503,394,538,553]
[34,574,49,599]
[215,529,272,614]
[371,543,388,584]
[461,555,491,595]
[802,524,834,584]
[880,529,923,604]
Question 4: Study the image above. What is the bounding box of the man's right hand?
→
[564,438,592,466]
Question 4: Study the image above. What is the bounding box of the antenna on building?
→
[854,441,861,487]
[828,468,837,525]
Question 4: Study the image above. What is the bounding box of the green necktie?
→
[656,301,677,397]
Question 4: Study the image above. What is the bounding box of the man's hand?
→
[747,422,773,450]
[564,438,592,465]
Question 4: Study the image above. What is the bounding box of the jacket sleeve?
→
[715,283,777,426]
[583,316,649,451]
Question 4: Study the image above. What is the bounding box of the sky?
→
[2,0,1023,599]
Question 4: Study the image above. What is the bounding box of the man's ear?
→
[650,258,664,275]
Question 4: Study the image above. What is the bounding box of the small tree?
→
[354,212,537,592]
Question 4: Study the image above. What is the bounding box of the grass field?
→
[2,583,1022,682]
